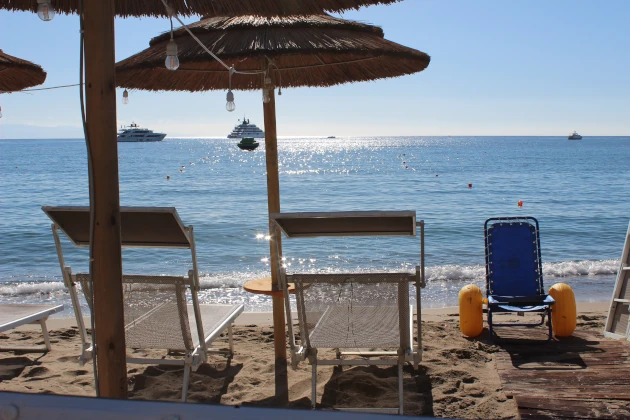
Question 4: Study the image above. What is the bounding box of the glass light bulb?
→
[165,39,179,71]
[165,55,179,71]
[0,106,3,119]
[226,90,235,112]
[37,0,55,21]
[262,88,271,104]
[122,90,129,105]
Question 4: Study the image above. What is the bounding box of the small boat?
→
[237,137,260,151]
[228,117,265,139]
[327,136,336,139]
[568,131,582,140]
[117,122,166,142]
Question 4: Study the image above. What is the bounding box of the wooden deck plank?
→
[496,331,630,419]
[517,397,630,419]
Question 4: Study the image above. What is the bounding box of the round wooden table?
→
[243,277,295,297]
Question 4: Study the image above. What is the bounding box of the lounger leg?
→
[488,309,494,341]
[182,363,191,402]
[547,307,553,341]
[38,319,52,352]
[228,324,234,356]
[311,363,317,409]
[398,363,404,415]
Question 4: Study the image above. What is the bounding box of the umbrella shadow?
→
[317,364,433,415]
[129,357,243,403]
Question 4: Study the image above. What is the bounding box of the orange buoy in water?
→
[468,183,472,188]
[518,200,523,207]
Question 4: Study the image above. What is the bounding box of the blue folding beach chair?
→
[484,217,555,341]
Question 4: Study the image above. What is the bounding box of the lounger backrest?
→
[289,273,413,351]
[75,273,195,351]
[485,218,543,297]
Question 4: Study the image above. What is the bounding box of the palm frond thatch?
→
[0,0,402,18]
[116,15,430,92]
[0,49,47,93]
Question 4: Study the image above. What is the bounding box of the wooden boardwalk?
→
[495,330,630,419]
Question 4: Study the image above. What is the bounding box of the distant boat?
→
[117,123,166,142]
[228,117,265,139]
[237,137,260,151]
[568,131,582,140]
[327,136,336,139]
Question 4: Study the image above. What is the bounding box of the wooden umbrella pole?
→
[263,84,289,402]
[83,0,128,398]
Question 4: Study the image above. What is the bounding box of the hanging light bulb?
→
[262,88,271,104]
[37,0,55,21]
[0,106,3,119]
[165,39,179,71]
[226,90,235,112]
[122,89,129,105]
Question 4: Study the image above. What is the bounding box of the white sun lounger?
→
[270,211,425,415]
[0,304,64,352]
[42,206,244,401]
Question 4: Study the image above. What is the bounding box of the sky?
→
[0,0,629,138]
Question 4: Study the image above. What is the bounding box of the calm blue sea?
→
[1,136,628,315]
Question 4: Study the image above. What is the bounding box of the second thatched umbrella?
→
[116,14,429,401]
[0,49,46,93]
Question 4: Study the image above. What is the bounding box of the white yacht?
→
[568,131,582,140]
[117,123,166,142]
[227,117,265,139]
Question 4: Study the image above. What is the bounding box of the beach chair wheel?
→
[459,284,483,337]
[548,283,576,337]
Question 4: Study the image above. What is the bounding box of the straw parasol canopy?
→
[117,15,430,91]
[1,0,402,17]
[0,49,47,92]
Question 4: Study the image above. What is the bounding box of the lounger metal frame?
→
[0,304,64,352]
[484,216,554,341]
[45,206,244,401]
[270,211,425,415]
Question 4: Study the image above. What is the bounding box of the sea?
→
[1,136,629,317]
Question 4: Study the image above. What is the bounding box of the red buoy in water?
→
[468,183,472,188]
[518,200,523,207]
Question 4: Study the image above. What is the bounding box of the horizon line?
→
[2,134,630,141]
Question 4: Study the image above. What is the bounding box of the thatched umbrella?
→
[117,16,429,90]
[0,0,402,402]
[1,0,402,17]
[116,14,429,402]
[0,49,47,93]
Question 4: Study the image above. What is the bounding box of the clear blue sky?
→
[1,0,629,138]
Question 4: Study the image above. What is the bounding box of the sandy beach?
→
[0,302,613,418]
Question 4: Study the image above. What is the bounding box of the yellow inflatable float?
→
[459,284,483,337]
[548,283,576,337]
